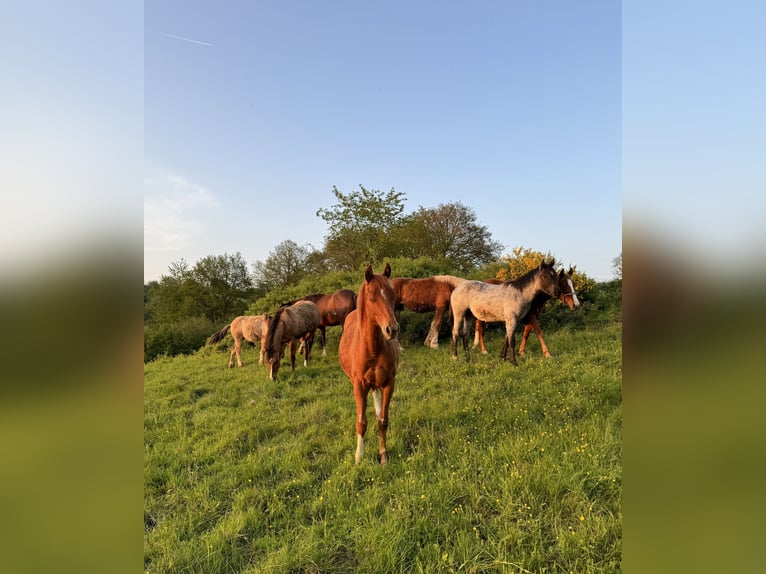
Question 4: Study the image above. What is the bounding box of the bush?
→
[144,316,218,362]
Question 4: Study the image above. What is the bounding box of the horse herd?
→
[207,259,580,464]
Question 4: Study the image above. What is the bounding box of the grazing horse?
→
[339,263,400,464]
[391,275,466,348]
[263,301,321,381]
[450,260,560,365]
[207,314,272,368]
[288,289,357,356]
[474,267,581,357]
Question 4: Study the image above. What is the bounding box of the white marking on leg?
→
[373,389,382,418]
[355,434,364,464]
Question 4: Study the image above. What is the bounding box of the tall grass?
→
[145,290,621,573]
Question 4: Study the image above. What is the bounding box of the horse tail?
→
[207,324,231,346]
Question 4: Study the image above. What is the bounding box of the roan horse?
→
[474,267,581,357]
[263,300,321,381]
[339,263,400,464]
[287,289,357,356]
[450,260,560,365]
[207,314,272,368]
[391,275,466,348]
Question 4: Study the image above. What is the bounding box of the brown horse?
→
[339,263,400,464]
[391,275,465,348]
[287,289,357,356]
[263,301,321,381]
[450,260,560,365]
[473,268,581,357]
[207,314,272,368]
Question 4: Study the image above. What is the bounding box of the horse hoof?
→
[380,453,388,465]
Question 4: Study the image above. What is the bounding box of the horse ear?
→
[568,266,575,275]
[384,262,391,277]
[559,268,565,278]
[365,264,374,282]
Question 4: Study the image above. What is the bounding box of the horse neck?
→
[521,272,549,302]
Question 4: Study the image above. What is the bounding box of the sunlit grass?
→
[145,313,621,573]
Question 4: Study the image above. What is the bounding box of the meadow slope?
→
[145,286,621,573]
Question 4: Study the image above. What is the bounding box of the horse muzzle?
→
[383,321,400,340]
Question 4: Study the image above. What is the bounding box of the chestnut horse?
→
[263,301,321,381]
[339,263,400,464]
[391,275,465,348]
[207,314,272,368]
[287,289,357,356]
[450,260,560,365]
[474,267,581,357]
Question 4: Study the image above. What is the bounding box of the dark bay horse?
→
[474,267,581,357]
[207,314,272,368]
[339,263,400,464]
[391,275,465,348]
[263,301,321,381]
[287,289,357,356]
[450,260,560,365]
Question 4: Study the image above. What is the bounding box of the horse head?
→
[558,267,581,310]
[536,259,560,299]
[363,263,400,341]
[265,308,286,381]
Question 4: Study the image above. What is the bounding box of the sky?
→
[144,1,622,282]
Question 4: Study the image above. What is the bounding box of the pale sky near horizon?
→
[144,1,622,282]
[1,2,761,287]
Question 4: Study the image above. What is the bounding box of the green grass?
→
[145,304,621,573]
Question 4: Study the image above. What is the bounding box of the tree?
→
[612,252,622,280]
[189,252,254,322]
[146,253,254,325]
[398,202,503,273]
[316,185,407,270]
[253,240,315,290]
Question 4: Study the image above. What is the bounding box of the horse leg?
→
[474,321,489,354]
[425,308,443,349]
[528,316,551,358]
[374,385,393,464]
[289,340,297,371]
[499,336,509,359]
[354,384,369,464]
[304,334,313,366]
[504,319,519,366]
[231,338,243,368]
[258,339,264,364]
[518,324,534,356]
[320,326,327,357]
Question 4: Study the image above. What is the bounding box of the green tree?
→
[316,185,407,270]
[398,202,503,273]
[189,252,254,322]
[253,240,315,291]
[612,252,622,279]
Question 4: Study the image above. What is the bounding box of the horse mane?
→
[264,306,286,355]
[509,260,556,291]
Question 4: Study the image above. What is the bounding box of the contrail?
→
[161,32,214,47]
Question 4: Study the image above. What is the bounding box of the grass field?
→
[145,288,621,573]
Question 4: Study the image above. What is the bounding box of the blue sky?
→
[144,1,622,282]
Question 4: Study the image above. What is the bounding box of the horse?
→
[207,314,272,368]
[391,275,466,348]
[339,263,400,464]
[450,260,560,365]
[287,289,357,356]
[263,300,321,381]
[473,267,581,357]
